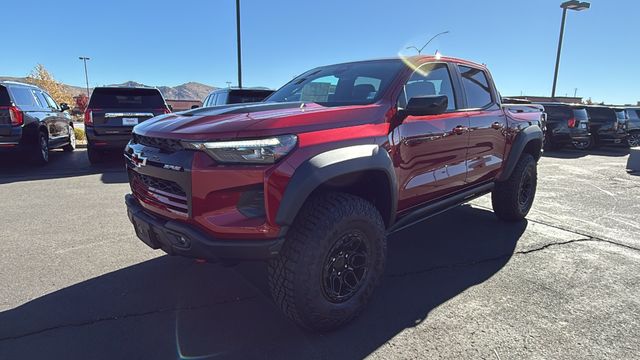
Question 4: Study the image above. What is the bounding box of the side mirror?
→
[404,95,448,116]
[191,105,200,109]
[60,103,70,112]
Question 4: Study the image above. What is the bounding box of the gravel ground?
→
[0,146,638,359]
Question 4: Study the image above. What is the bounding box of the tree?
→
[74,94,89,113]
[26,64,74,106]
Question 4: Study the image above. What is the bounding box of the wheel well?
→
[523,138,542,161]
[39,126,48,136]
[312,170,393,227]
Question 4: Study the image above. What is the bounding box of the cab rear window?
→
[89,88,165,109]
[0,86,10,106]
[228,90,274,104]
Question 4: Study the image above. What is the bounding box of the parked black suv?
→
[535,102,590,150]
[585,106,628,148]
[201,88,274,107]
[624,107,640,147]
[0,81,75,164]
[85,86,170,164]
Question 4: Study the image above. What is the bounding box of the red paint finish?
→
[128,56,541,242]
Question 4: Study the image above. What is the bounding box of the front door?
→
[391,62,470,212]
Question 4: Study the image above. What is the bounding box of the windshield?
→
[267,60,404,106]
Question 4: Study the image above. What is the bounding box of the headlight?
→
[185,135,297,164]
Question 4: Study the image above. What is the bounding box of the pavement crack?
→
[0,295,258,343]
[388,237,639,279]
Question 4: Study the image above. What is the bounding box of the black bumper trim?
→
[125,194,284,261]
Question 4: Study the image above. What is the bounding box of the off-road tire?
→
[87,144,103,164]
[268,192,386,332]
[491,153,537,222]
[62,126,76,152]
[32,131,49,165]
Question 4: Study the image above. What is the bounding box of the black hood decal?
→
[181,102,303,117]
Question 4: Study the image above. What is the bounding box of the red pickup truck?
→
[124,56,543,331]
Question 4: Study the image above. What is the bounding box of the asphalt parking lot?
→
[0,147,638,359]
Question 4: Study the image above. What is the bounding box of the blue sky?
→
[2,0,638,104]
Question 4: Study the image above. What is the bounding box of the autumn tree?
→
[26,64,74,106]
[74,93,89,113]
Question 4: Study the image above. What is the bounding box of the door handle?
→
[452,125,468,135]
[491,122,504,130]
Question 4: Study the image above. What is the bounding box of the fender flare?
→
[497,125,543,182]
[275,144,398,228]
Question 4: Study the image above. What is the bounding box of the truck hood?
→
[133,101,386,140]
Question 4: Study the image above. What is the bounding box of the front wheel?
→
[268,192,386,332]
[627,132,640,148]
[491,153,537,221]
[62,126,76,152]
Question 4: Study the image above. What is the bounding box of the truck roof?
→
[314,55,487,71]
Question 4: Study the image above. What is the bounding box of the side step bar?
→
[388,182,495,234]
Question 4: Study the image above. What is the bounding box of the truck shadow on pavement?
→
[542,145,630,159]
[0,149,127,185]
[0,205,526,360]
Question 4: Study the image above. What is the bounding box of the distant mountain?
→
[0,77,217,101]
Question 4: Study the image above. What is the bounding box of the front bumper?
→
[125,194,284,261]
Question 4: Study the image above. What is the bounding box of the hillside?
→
[0,77,216,101]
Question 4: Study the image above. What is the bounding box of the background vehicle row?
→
[0,81,75,164]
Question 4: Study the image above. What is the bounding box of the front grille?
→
[133,134,183,152]
[129,171,188,216]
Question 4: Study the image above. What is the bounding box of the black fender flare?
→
[498,125,543,182]
[275,144,398,228]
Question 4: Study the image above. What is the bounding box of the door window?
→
[41,92,60,110]
[458,65,493,109]
[399,63,456,111]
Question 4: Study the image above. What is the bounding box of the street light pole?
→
[235,0,242,88]
[78,57,91,97]
[551,1,590,99]
[406,31,450,55]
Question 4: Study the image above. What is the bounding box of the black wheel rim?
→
[629,134,640,147]
[322,230,369,303]
[518,168,533,210]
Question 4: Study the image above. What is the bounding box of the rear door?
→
[457,65,507,185]
[88,88,167,135]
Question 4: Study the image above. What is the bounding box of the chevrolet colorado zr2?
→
[124,56,543,331]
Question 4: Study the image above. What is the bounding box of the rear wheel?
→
[32,131,49,165]
[491,153,537,221]
[268,192,386,332]
[627,132,640,148]
[62,125,76,152]
[87,144,103,164]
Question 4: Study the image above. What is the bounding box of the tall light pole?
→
[235,0,242,88]
[551,1,590,98]
[406,31,450,55]
[78,56,91,97]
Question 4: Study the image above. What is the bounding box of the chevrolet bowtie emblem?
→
[131,150,147,168]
